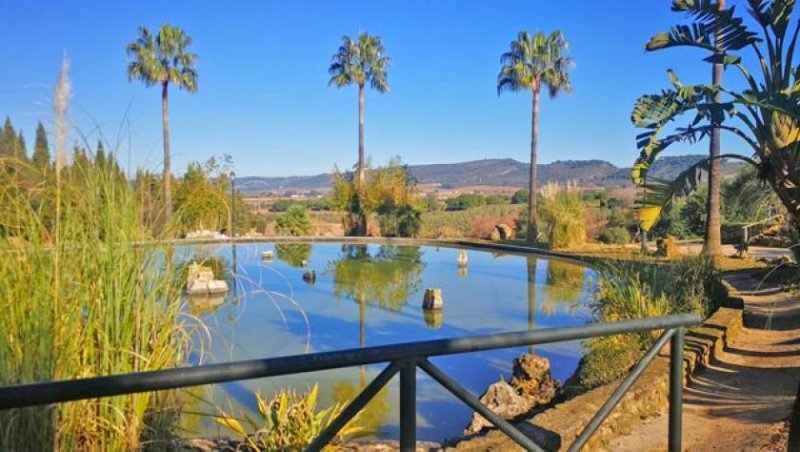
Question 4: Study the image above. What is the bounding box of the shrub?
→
[578,256,722,388]
[445,194,485,211]
[598,226,631,244]
[378,204,422,237]
[276,205,312,236]
[511,189,529,204]
[270,198,295,212]
[485,194,509,205]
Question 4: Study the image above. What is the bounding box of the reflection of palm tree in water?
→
[526,256,538,354]
[328,244,425,382]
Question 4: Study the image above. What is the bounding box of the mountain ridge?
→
[235,155,742,194]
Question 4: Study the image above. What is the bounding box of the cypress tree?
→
[32,122,50,169]
[16,131,28,161]
[96,140,106,168]
[1,117,15,156]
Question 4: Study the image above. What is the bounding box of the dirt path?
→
[607,272,800,452]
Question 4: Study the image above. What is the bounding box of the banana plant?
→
[631,0,800,235]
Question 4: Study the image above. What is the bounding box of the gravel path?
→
[607,273,800,452]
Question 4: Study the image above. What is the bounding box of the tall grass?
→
[0,155,189,450]
[539,181,585,249]
[578,256,722,388]
[0,61,189,450]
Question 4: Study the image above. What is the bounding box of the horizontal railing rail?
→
[0,313,700,452]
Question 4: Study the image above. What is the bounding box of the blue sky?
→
[0,1,749,177]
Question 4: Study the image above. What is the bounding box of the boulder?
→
[496,224,515,241]
[510,354,561,405]
[423,288,443,310]
[465,379,530,434]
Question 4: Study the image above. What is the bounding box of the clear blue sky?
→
[0,0,749,177]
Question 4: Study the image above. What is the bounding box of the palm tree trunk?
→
[161,81,172,224]
[704,0,725,257]
[527,88,540,245]
[357,84,367,236]
[526,256,538,354]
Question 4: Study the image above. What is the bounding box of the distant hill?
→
[235,155,742,194]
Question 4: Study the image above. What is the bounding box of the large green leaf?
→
[634,159,711,231]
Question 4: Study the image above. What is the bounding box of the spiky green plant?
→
[215,384,365,451]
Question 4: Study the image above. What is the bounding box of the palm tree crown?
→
[328,33,390,92]
[498,31,573,97]
[126,25,198,92]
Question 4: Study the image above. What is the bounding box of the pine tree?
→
[32,122,51,170]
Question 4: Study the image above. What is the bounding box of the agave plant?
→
[630,0,800,235]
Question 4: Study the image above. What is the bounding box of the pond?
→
[177,242,596,442]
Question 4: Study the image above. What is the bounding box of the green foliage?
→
[379,203,421,238]
[215,384,365,451]
[497,31,573,97]
[328,33,390,92]
[126,25,198,92]
[484,194,509,205]
[270,199,294,212]
[330,159,419,236]
[445,193,485,211]
[419,204,523,239]
[630,2,800,232]
[722,165,780,223]
[539,183,585,249]
[511,189,529,204]
[276,205,312,236]
[579,256,722,388]
[598,226,631,245]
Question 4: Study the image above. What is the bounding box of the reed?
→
[0,60,189,450]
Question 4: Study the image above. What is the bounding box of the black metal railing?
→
[0,313,700,451]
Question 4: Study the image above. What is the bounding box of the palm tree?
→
[498,31,573,245]
[644,0,727,256]
[328,33,390,236]
[127,25,198,223]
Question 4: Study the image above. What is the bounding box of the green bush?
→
[511,189,529,204]
[270,199,294,212]
[378,204,422,237]
[579,256,721,388]
[275,205,312,236]
[445,194,485,211]
[598,226,631,244]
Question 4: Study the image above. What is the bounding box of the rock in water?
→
[511,354,561,405]
[464,354,562,435]
[422,288,443,310]
[465,379,530,434]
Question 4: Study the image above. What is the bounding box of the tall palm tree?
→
[127,25,198,223]
[328,33,390,236]
[498,31,573,245]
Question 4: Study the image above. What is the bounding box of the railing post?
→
[669,327,684,452]
[399,358,417,452]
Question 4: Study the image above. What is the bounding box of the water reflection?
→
[542,260,585,315]
[179,242,592,442]
[275,243,312,268]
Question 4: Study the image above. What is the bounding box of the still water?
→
[177,242,595,442]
